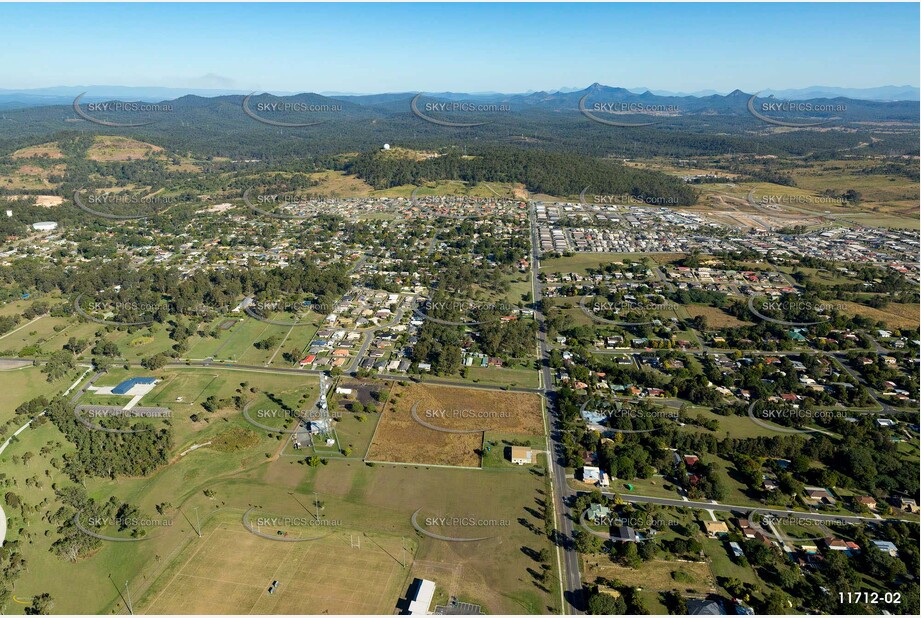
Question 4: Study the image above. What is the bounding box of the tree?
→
[26,594,54,615]
[763,592,788,614]
[574,530,603,554]
[621,542,642,569]
[588,591,625,615]
[142,353,169,370]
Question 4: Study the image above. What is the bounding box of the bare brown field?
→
[837,301,920,330]
[684,305,753,327]
[11,142,64,159]
[308,170,375,197]
[87,135,164,161]
[143,524,408,615]
[583,556,714,593]
[34,195,65,206]
[0,163,66,190]
[366,383,544,467]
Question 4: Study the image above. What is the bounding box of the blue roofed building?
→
[112,377,157,395]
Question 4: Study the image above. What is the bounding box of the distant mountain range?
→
[0,82,917,110]
[1,83,916,161]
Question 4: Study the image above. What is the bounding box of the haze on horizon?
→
[0,2,918,94]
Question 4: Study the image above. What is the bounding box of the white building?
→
[407,578,435,615]
[32,221,58,232]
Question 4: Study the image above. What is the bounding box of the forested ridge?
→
[343,147,699,204]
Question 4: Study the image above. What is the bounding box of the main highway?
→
[529,207,585,614]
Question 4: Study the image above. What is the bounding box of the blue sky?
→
[0,2,918,92]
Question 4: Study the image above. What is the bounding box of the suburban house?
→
[582,466,601,484]
[585,503,611,524]
[871,540,898,557]
[728,541,744,558]
[803,487,836,506]
[704,520,729,538]
[509,446,534,465]
[612,525,639,543]
[686,598,725,615]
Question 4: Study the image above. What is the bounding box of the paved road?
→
[530,207,585,614]
[597,492,918,525]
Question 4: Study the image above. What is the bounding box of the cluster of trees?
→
[45,398,172,480]
[411,285,535,374]
[47,486,101,562]
[668,415,919,499]
[1,254,353,368]
[724,517,919,614]
[344,147,698,205]
[587,579,647,615]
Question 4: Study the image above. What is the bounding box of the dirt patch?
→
[583,556,714,593]
[34,195,64,207]
[366,383,544,467]
[87,136,164,162]
[12,142,64,159]
[836,301,920,330]
[685,305,753,328]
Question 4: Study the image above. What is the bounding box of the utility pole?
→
[125,580,134,615]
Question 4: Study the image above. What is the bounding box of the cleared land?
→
[835,301,920,330]
[682,305,753,328]
[367,382,544,467]
[142,523,409,615]
[540,253,684,275]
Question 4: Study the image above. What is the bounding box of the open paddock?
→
[366,383,544,467]
[142,523,409,615]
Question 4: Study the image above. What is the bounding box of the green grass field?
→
[140,517,412,615]
[0,365,79,427]
[462,365,541,389]
[3,360,556,615]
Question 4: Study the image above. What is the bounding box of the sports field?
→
[142,523,410,614]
